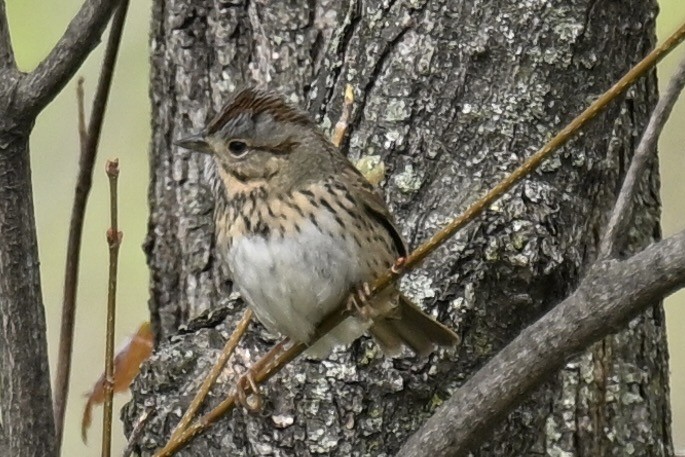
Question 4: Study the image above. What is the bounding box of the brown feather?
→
[370,293,459,357]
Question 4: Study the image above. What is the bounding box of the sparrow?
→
[177,87,459,358]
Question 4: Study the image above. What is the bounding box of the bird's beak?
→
[175,133,213,154]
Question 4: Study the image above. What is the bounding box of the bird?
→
[177,87,459,358]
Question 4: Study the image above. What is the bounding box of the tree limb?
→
[397,227,685,457]
[0,0,16,70]
[17,0,120,115]
[600,54,685,257]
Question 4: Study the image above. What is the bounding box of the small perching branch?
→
[154,18,685,457]
[600,55,685,257]
[0,0,16,70]
[168,309,253,442]
[369,20,685,297]
[17,0,121,115]
[396,229,685,457]
[102,159,122,457]
[53,1,130,450]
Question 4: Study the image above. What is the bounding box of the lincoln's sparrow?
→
[178,88,459,357]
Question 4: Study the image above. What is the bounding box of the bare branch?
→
[53,2,129,451]
[397,228,685,457]
[169,309,253,441]
[53,76,87,454]
[397,46,685,457]
[0,0,16,70]
[102,159,122,457]
[77,77,87,144]
[331,84,354,147]
[600,54,685,257]
[85,0,129,151]
[17,0,120,115]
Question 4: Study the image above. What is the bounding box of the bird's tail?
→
[369,292,459,357]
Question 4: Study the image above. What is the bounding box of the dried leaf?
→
[81,321,154,443]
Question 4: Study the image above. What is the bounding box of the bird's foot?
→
[236,369,263,413]
[347,282,380,321]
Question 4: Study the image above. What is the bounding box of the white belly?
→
[227,217,369,354]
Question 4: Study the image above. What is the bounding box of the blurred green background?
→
[4,1,685,455]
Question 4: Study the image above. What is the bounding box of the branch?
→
[53,1,130,450]
[17,0,120,115]
[168,309,253,442]
[0,0,16,70]
[85,0,129,152]
[102,159,122,457]
[397,227,685,457]
[600,54,685,257]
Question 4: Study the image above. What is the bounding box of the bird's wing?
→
[339,163,407,258]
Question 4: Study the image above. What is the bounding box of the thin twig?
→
[370,20,685,296]
[168,309,253,441]
[53,1,130,450]
[53,76,88,451]
[154,19,685,457]
[102,159,122,457]
[77,77,88,143]
[122,407,154,457]
[155,315,348,456]
[399,54,685,456]
[18,0,121,115]
[600,53,685,257]
[0,0,16,70]
[87,0,130,154]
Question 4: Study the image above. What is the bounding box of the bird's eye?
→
[228,140,248,157]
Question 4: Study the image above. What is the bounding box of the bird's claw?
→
[347,283,379,321]
[236,369,263,413]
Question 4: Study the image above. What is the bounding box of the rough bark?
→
[0,130,55,457]
[126,0,671,456]
[0,49,55,457]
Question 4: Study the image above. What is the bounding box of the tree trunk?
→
[0,118,55,457]
[125,0,672,455]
